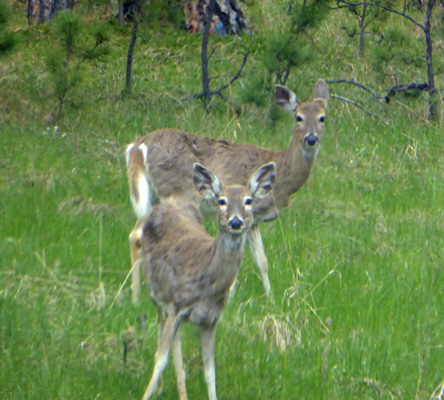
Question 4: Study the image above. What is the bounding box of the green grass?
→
[1,1,444,399]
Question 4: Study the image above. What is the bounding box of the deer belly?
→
[188,300,225,326]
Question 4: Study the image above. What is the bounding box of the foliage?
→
[338,0,393,56]
[289,0,332,34]
[52,9,83,63]
[46,10,110,122]
[0,0,18,55]
[250,0,331,98]
[263,30,311,83]
[142,0,184,28]
[236,73,271,107]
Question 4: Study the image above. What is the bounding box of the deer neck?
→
[273,133,315,207]
[206,231,246,293]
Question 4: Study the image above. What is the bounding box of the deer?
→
[139,162,276,400]
[126,79,328,303]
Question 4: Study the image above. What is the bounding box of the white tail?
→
[126,143,151,218]
[126,142,153,304]
[139,162,276,400]
[127,79,328,302]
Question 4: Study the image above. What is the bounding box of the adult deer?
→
[139,162,276,400]
[126,79,328,303]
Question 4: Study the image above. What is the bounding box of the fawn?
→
[138,162,276,400]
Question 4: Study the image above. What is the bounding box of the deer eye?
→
[244,198,253,206]
[296,115,303,122]
[218,198,227,206]
[319,116,325,123]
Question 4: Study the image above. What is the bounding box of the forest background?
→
[1,0,444,399]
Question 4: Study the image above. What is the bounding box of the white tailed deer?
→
[126,79,328,303]
[139,162,276,400]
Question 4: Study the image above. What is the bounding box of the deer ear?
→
[248,162,276,199]
[193,163,222,199]
[275,85,298,112]
[313,79,329,105]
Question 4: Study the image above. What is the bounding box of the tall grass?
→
[1,1,443,399]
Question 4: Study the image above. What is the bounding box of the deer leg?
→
[142,312,181,400]
[247,224,271,296]
[129,219,144,304]
[155,308,166,394]
[200,324,217,400]
[172,324,188,400]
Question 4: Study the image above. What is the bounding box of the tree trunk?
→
[27,0,33,25]
[50,0,60,19]
[424,0,437,120]
[118,0,124,27]
[358,4,368,57]
[201,0,215,101]
[125,0,143,95]
[38,0,46,24]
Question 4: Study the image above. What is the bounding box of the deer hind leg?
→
[142,312,181,400]
[247,224,271,297]
[200,324,217,400]
[128,142,152,304]
[155,307,167,394]
[129,218,145,304]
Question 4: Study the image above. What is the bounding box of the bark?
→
[118,0,124,27]
[184,0,247,35]
[358,3,368,57]
[49,0,59,19]
[38,0,45,24]
[125,0,143,95]
[27,0,33,25]
[201,0,215,101]
[424,0,437,119]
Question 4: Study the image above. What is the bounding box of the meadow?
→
[1,1,444,399]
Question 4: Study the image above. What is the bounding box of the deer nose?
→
[228,216,244,230]
[304,133,319,146]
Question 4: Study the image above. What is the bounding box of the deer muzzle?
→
[228,216,244,231]
[304,133,319,147]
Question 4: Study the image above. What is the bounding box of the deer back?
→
[127,80,328,222]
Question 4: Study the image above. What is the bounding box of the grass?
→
[1,1,444,399]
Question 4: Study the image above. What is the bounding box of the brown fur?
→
[127,80,329,301]
[139,163,275,400]
[129,80,328,222]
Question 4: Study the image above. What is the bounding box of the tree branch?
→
[182,51,249,101]
[327,79,377,97]
[332,94,387,125]
[343,29,397,46]
[384,82,429,97]
[334,1,424,30]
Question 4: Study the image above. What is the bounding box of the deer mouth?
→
[304,133,319,147]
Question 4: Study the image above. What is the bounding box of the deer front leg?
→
[200,324,217,400]
[142,313,181,400]
[172,324,188,400]
[247,224,271,296]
